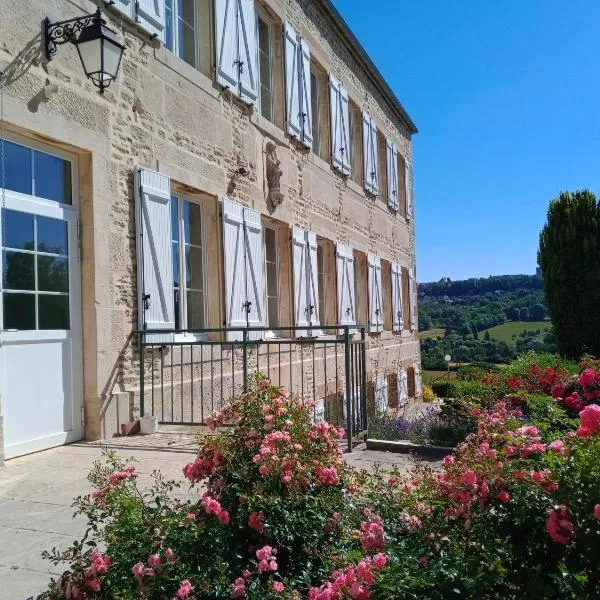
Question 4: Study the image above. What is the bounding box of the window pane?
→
[268,297,279,328]
[170,196,179,241]
[186,290,204,328]
[179,22,196,67]
[3,251,34,290]
[182,200,202,245]
[34,150,72,204]
[3,140,32,196]
[38,294,70,330]
[3,292,35,330]
[179,0,195,24]
[38,256,69,292]
[172,241,180,286]
[264,228,276,262]
[174,288,180,329]
[258,18,272,121]
[165,0,174,50]
[311,72,320,152]
[185,245,203,289]
[3,210,34,250]
[37,216,68,255]
[267,261,278,298]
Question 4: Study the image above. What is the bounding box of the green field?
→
[419,328,445,340]
[483,321,551,343]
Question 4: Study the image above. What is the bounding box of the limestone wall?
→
[0,0,420,442]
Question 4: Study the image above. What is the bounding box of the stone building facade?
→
[0,0,420,463]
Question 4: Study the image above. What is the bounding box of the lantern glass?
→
[74,20,124,89]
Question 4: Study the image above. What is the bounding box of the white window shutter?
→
[369,118,379,196]
[367,253,383,333]
[299,38,313,149]
[339,85,351,175]
[216,0,240,92]
[362,111,372,194]
[387,140,398,211]
[329,75,342,171]
[343,386,360,420]
[306,230,320,328]
[237,0,259,105]
[110,0,134,19]
[292,227,309,334]
[135,167,175,341]
[222,199,248,341]
[285,24,302,139]
[391,262,403,331]
[409,267,417,332]
[336,244,356,327]
[405,160,413,219]
[136,0,165,40]
[415,366,422,399]
[242,207,266,338]
[375,377,388,412]
[398,368,408,407]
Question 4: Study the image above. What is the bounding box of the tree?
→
[519,307,529,321]
[529,303,546,321]
[484,331,491,341]
[538,190,600,358]
[505,306,520,321]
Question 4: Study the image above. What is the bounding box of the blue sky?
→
[332,0,600,282]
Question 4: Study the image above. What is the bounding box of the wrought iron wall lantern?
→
[44,7,125,93]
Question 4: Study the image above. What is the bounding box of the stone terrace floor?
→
[0,434,440,599]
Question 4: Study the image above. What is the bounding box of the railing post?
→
[139,331,145,419]
[360,327,367,434]
[344,326,352,453]
[243,328,249,393]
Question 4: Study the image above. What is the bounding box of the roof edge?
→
[320,0,418,135]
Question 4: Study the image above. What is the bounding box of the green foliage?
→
[503,351,580,378]
[518,393,579,441]
[538,189,600,358]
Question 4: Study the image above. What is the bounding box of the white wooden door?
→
[0,193,82,459]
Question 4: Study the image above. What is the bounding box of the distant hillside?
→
[419,274,543,298]
[418,274,555,369]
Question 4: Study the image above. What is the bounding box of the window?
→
[401,266,410,331]
[170,195,206,330]
[310,69,321,155]
[398,153,407,217]
[2,210,70,330]
[264,226,280,327]
[1,138,72,204]
[317,238,336,329]
[349,100,363,185]
[310,63,330,161]
[165,0,198,68]
[317,244,325,327]
[377,131,387,203]
[257,13,273,122]
[354,250,368,327]
[381,259,392,331]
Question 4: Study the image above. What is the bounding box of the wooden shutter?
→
[375,377,388,412]
[409,267,417,332]
[306,231,320,328]
[336,244,356,327]
[215,0,239,91]
[285,24,302,139]
[299,38,313,149]
[391,261,403,331]
[237,0,258,105]
[292,227,309,334]
[387,140,398,211]
[136,0,165,40]
[368,253,383,332]
[398,368,409,406]
[339,85,350,175]
[110,0,134,19]
[329,75,342,171]
[405,160,413,220]
[135,167,175,341]
[243,207,266,339]
[222,199,248,341]
[415,366,422,399]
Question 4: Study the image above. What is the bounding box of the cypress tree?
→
[537,190,600,358]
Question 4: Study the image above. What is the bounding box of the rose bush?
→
[38,365,600,599]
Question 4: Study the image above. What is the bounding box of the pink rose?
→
[594,504,600,520]
[496,490,510,503]
[577,404,600,437]
[373,553,388,569]
[273,581,285,592]
[177,580,193,599]
[165,548,175,562]
[459,470,477,486]
[148,554,161,569]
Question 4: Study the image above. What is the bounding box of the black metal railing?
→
[137,325,368,452]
